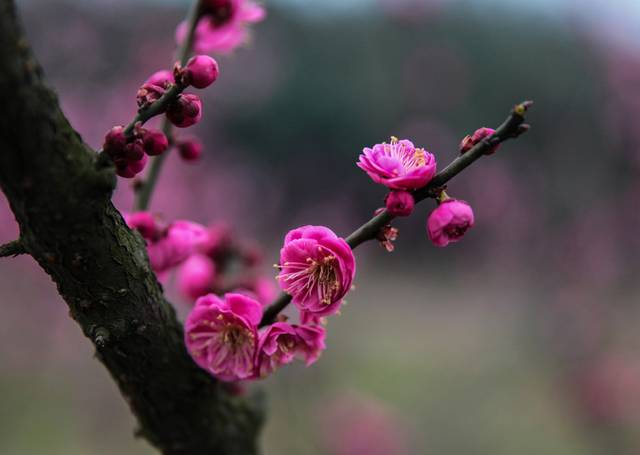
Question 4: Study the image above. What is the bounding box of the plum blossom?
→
[184,293,262,381]
[277,225,355,317]
[357,137,436,190]
[427,199,474,247]
[124,214,209,274]
[176,0,266,55]
[255,322,326,377]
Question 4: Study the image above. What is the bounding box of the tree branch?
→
[0,239,26,257]
[0,1,263,453]
[260,101,532,326]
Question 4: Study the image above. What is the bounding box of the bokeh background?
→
[2,0,640,453]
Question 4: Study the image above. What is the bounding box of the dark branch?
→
[260,101,532,326]
[0,239,26,257]
[0,1,263,453]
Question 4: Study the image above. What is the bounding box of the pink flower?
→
[459,127,499,154]
[255,322,326,377]
[357,137,436,190]
[384,190,415,217]
[182,55,220,89]
[147,220,209,273]
[166,93,203,128]
[277,225,355,317]
[176,0,266,55]
[178,254,216,301]
[177,138,203,161]
[427,199,474,247]
[184,293,262,381]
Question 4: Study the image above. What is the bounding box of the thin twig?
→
[0,239,25,257]
[133,0,203,211]
[259,101,533,327]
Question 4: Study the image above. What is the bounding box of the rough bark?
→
[0,1,263,453]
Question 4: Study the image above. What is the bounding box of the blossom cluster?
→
[181,224,355,382]
[184,293,326,381]
[358,134,485,248]
[102,54,219,178]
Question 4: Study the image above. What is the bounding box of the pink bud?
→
[142,128,169,156]
[459,127,498,154]
[124,140,145,162]
[103,126,127,159]
[427,199,474,247]
[116,163,136,178]
[136,83,166,109]
[177,138,203,161]
[384,190,414,217]
[128,153,148,174]
[184,55,220,89]
[145,70,175,89]
[166,94,203,128]
[115,153,147,178]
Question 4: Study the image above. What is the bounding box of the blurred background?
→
[2,0,640,453]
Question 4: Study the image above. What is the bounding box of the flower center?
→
[203,0,235,26]
[278,253,341,305]
[223,325,249,351]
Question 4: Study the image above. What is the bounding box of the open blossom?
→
[175,0,266,55]
[255,322,326,377]
[357,137,436,190]
[184,293,262,381]
[459,127,499,154]
[427,199,474,247]
[277,226,355,317]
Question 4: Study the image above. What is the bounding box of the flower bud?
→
[177,138,203,161]
[142,128,169,156]
[103,126,127,159]
[166,93,203,128]
[124,140,145,162]
[459,127,498,155]
[427,199,474,247]
[136,83,166,109]
[128,153,148,174]
[183,55,220,89]
[145,70,174,89]
[384,190,414,217]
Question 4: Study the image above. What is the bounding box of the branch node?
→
[93,326,111,348]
